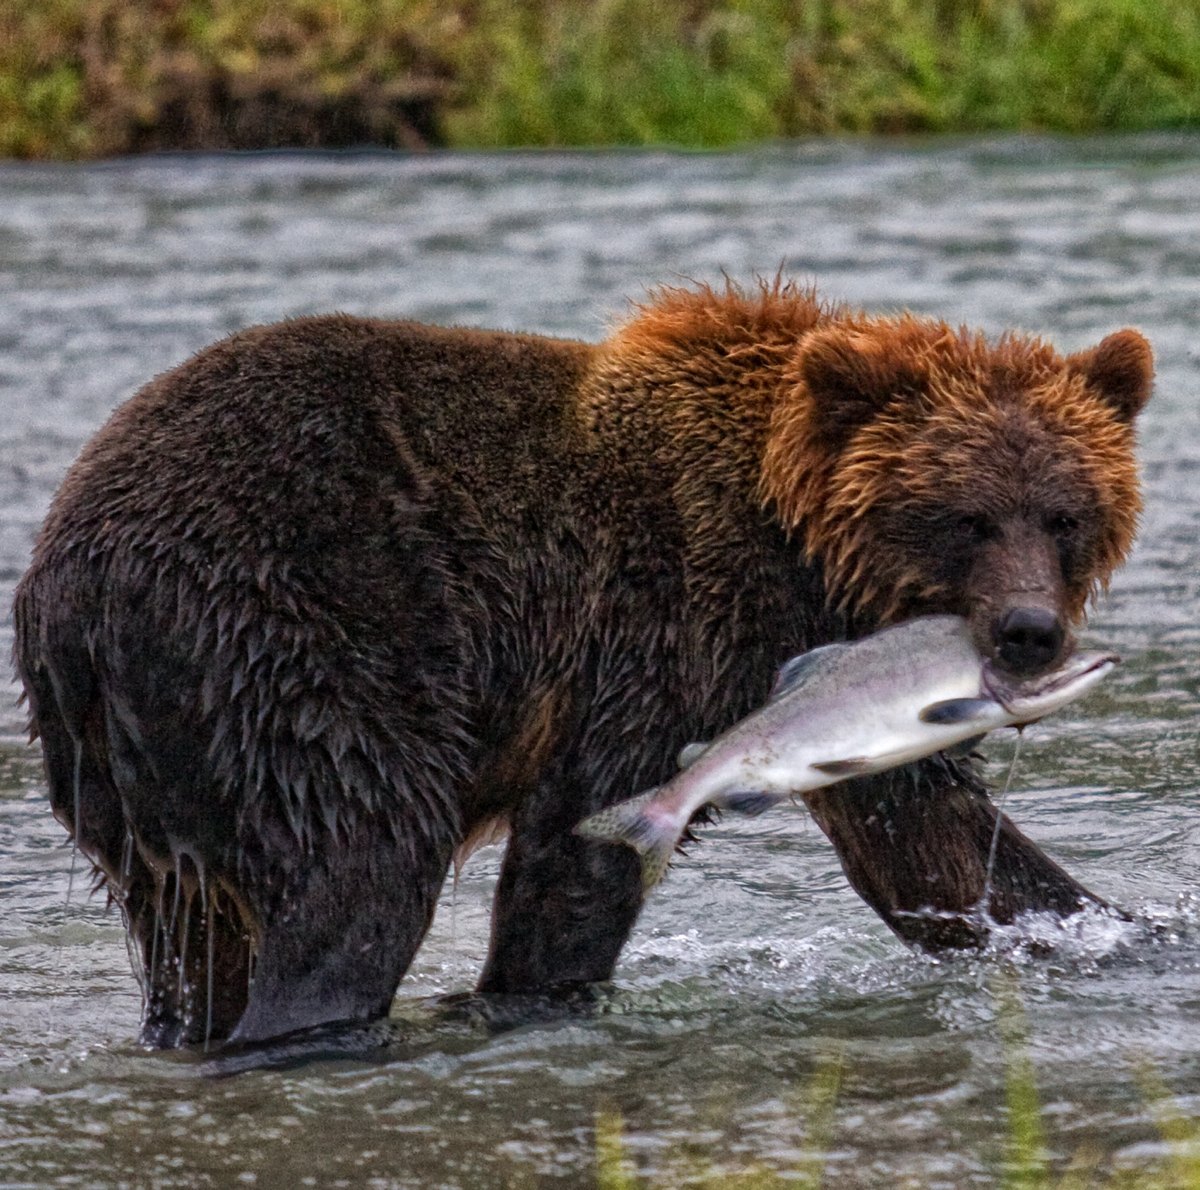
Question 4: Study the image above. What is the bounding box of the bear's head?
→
[762,316,1153,677]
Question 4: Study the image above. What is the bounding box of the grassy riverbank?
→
[5,0,1200,158]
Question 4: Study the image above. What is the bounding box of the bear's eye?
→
[955,513,996,542]
[1047,512,1079,537]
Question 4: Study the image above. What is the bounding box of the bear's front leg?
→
[477,778,645,994]
[803,761,1112,949]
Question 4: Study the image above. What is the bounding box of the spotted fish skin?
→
[574,790,670,889]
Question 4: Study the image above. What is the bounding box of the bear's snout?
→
[993,606,1067,677]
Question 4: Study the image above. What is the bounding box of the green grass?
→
[5,0,1200,157]
[0,0,456,157]
[447,0,1200,146]
[445,0,802,148]
[997,979,1051,1189]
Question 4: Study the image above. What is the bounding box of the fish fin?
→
[769,643,849,700]
[811,742,919,777]
[574,789,676,891]
[810,756,874,777]
[918,697,995,725]
[676,742,708,769]
[943,733,986,759]
[719,790,777,817]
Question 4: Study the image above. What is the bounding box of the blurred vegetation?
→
[588,989,1200,1189]
[5,0,1200,158]
[0,0,457,157]
[596,1047,844,1188]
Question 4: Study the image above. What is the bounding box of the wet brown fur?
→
[759,305,1146,624]
[13,279,1153,1047]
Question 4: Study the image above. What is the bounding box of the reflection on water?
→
[1,137,1198,1186]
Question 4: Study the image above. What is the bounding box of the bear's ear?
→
[1067,329,1154,423]
[798,327,924,451]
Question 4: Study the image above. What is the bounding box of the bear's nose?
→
[995,607,1065,676]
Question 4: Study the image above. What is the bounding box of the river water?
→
[0,138,1198,1187]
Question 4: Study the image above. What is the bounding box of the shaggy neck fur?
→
[595,280,1146,626]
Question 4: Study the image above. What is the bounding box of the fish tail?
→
[574,788,677,891]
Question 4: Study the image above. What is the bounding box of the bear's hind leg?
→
[130,858,255,1048]
[14,622,254,1047]
[229,804,455,1045]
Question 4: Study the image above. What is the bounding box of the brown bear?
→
[13,281,1152,1048]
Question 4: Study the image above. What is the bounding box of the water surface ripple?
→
[1,137,1198,1187]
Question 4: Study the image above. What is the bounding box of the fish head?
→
[980,650,1118,725]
